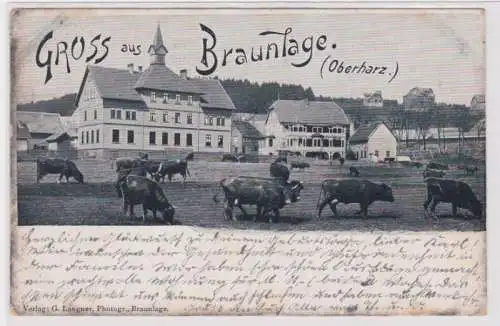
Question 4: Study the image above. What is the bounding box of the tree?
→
[454,107,475,154]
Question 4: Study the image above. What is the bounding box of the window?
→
[94,110,97,120]
[149,132,156,145]
[80,131,84,144]
[86,131,89,144]
[131,111,136,120]
[218,135,224,148]
[111,109,116,119]
[126,111,131,120]
[150,112,156,122]
[313,139,321,147]
[322,139,329,147]
[112,129,120,143]
[186,133,193,146]
[96,130,100,143]
[188,95,193,105]
[151,91,156,102]
[163,113,168,123]
[127,130,134,144]
[338,128,343,133]
[187,113,192,124]
[216,117,226,126]
[91,130,94,144]
[205,135,212,147]
[174,133,181,146]
[163,93,168,103]
[162,132,168,145]
[116,110,122,120]
[84,111,87,121]
[268,138,274,147]
[175,112,181,124]
[176,94,181,103]
[306,139,312,147]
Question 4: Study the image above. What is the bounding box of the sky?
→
[11,8,485,106]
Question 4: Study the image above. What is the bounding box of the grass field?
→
[16,160,486,231]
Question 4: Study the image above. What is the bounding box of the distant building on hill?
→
[403,87,436,111]
[471,94,485,114]
[363,90,383,107]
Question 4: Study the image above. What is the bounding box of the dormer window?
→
[176,94,181,104]
[151,92,157,102]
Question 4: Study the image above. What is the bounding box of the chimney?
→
[138,65,143,72]
[180,69,188,79]
[127,63,134,74]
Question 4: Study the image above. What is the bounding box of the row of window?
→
[285,138,344,148]
[357,150,391,159]
[150,92,193,105]
[204,116,226,127]
[111,130,224,148]
[81,129,100,144]
[150,111,192,124]
[284,125,344,134]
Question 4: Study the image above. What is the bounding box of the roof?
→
[268,99,350,125]
[149,24,168,55]
[190,78,235,110]
[16,111,64,135]
[17,121,30,139]
[134,64,203,94]
[349,122,395,145]
[45,131,77,143]
[232,120,265,139]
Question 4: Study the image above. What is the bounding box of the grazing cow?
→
[213,176,304,223]
[465,165,479,176]
[36,158,84,183]
[270,161,290,183]
[316,179,395,218]
[291,161,310,170]
[153,159,190,183]
[114,157,145,172]
[349,166,360,177]
[423,178,482,220]
[222,153,246,162]
[115,165,151,198]
[423,168,446,179]
[119,175,176,223]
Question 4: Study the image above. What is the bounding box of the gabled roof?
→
[134,64,203,94]
[45,131,77,143]
[232,120,265,139]
[17,121,30,139]
[190,78,235,110]
[349,122,395,145]
[16,111,64,135]
[268,99,350,125]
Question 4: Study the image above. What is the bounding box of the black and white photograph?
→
[9,7,488,316]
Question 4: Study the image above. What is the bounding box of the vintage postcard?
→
[10,6,487,316]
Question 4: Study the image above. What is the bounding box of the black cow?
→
[119,175,176,223]
[349,166,360,177]
[423,168,446,179]
[213,176,304,223]
[36,158,84,183]
[291,161,310,170]
[427,162,448,170]
[316,179,395,218]
[115,165,151,198]
[114,157,145,172]
[423,178,483,220]
[153,159,190,183]
[270,161,290,183]
[465,165,479,176]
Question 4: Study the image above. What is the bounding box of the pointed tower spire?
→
[148,23,168,65]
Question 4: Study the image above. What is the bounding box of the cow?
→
[423,168,446,179]
[427,162,448,170]
[270,161,290,183]
[115,165,151,198]
[423,178,483,220]
[113,157,145,172]
[213,176,304,223]
[349,166,360,177]
[465,165,479,176]
[36,158,84,183]
[153,159,190,183]
[290,161,310,170]
[316,179,395,219]
[118,175,177,224]
[222,153,246,162]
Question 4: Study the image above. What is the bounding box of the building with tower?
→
[72,24,235,159]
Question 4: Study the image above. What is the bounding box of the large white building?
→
[260,99,352,159]
[73,25,235,159]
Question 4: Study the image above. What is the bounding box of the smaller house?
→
[45,130,79,158]
[349,122,398,162]
[16,121,31,151]
[16,111,65,149]
[231,120,266,155]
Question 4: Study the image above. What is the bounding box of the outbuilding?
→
[349,122,398,162]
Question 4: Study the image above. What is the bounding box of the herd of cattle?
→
[33,154,484,225]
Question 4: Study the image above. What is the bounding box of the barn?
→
[231,120,266,156]
[349,122,398,162]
